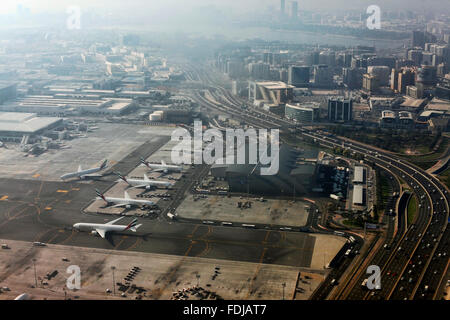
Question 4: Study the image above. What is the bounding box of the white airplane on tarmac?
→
[73,216,142,238]
[140,157,182,174]
[115,172,174,190]
[95,189,155,209]
[60,159,108,180]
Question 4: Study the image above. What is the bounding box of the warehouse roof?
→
[353,166,364,183]
[353,185,364,205]
[0,112,61,133]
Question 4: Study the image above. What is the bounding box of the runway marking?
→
[57,190,68,193]
[125,238,143,251]
[47,232,61,244]
[45,207,52,211]
[32,174,40,178]
[60,230,76,245]
[71,188,80,191]
[187,224,200,238]
[263,230,271,243]
[196,240,210,258]
[36,181,44,199]
[65,200,72,204]
[0,195,8,201]
[113,237,127,250]
[245,247,268,299]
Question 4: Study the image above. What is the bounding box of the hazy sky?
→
[2,0,448,15]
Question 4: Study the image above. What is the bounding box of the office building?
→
[248,81,294,107]
[313,65,333,87]
[288,66,310,87]
[328,97,353,122]
[343,68,364,89]
[285,103,320,122]
[291,1,298,19]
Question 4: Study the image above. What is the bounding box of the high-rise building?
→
[313,65,333,87]
[328,97,353,122]
[280,0,285,16]
[306,51,320,66]
[288,66,310,87]
[412,31,425,48]
[407,49,423,66]
[398,68,415,94]
[362,74,379,92]
[343,68,364,89]
[368,66,391,86]
[291,1,298,19]
[412,31,437,49]
[416,65,437,86]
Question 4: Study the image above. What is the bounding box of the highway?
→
[183,63,450,300]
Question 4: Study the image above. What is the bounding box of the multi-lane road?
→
[183,62,450,300]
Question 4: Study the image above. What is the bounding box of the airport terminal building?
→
[0,112,63,142]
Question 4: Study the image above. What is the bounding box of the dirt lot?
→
[0,239,325,300]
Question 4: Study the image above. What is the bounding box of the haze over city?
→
[0,0,448,308]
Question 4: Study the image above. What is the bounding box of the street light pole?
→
[32,259,37,288]
[111,266,116,295]
[282,282,286,300]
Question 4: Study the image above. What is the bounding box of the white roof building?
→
[353,185,364,205]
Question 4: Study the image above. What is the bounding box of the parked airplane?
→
[73,216,142,238]
[140,157,182,173]
[60,159,108,180]
[115,172,173,190]
[14,293,30,300]
[95,189,155,209]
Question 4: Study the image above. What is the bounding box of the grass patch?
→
[407,195,417,225]
[342,219,363,228]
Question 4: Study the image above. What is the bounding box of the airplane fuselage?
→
[99,196,155,207]
[61,167,102,180]
[123,178,173,189]
[73,223,128,233]
[146,164,182,172]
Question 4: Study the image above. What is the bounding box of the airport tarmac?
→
[0,177,345,269]
[176,194,311,227]
[0,123,174,181]
[0,240,325,300]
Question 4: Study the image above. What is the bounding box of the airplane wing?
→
[131,184,149,189]
[161,160,167,166]
[105,216,125,225]
[95,228,106,238]
[111,203,127,208]
[152,168,165,172]
[81,173,103,178]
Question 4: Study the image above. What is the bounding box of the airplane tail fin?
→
[125,218,139,231]
[140,157,147,166]
[143,174,150,181]
[95,189,107,202]
[115,171,128,184]
[100,159,108,169]
[124,191,131,199]
[130,224,142,232]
